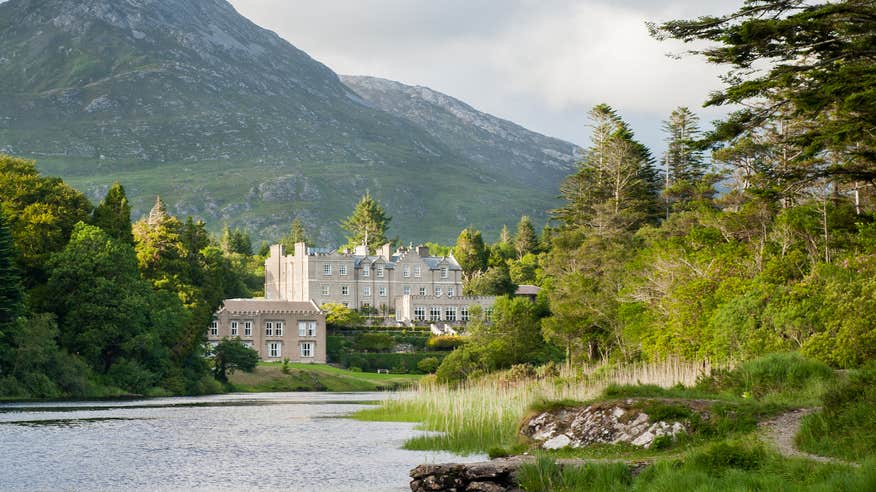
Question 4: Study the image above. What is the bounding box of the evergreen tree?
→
[280,217,312,250]
[453,227,488,277]
[92,182,134,244]
[341,192,391,253]
[0,210,22,328]
[662,107,706,213]
[499,224,512,244]
[220,224,253,256]
[514,216,539,258]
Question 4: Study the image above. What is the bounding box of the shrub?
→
[417,357,440,374]
[427,335,467,350]
[698,352,834,398]
[690,442,766,471]
[353,332,395,352]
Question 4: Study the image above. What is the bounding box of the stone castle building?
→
[265,242,494,323]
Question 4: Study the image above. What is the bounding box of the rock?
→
[521,399,708,450]
[465,482,506,492]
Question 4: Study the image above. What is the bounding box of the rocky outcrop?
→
[409,456,531,492]
[521,399,711,450]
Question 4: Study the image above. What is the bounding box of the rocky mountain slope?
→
[0,0,578,243]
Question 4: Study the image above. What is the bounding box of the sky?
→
[228,0,741,154]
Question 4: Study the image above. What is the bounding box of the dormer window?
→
[441,266,449,279]
[414,265,421,278]
[377,265,384,278]
[363,265,370,277]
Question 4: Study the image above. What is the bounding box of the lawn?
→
[228,362,422,392]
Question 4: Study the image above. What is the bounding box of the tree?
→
[92,182,133,244]
[662,107,707,213]
[322,303,364,328]
[453,227,488,277]
[0,210,22,328]
[211,338,259,382]
[514,216,539,258]
[553,105,662,236]
[649,0,876,182]
[280,217,312,250]
[341,192,391,253]
[464,266,516,296]
[220,224,253,256]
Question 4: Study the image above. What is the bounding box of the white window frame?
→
[430,306,442,322]
[414,265,421,278]
[445,306,457,321]
[403,286,411,295]
[265,321,273,336]
[403,265,410,278]
[435,287,442,297]
[341,285,349,296]
[447,287,455,298]
[275,321,284,336]
[419,287,426,296]
[441,267,449,279]
[414,306,426,321]
[362,265,370,277]
[244,320,252,337]
[363,286,371,297]
[339,264,348,276]
[308,321,316,337]
[376,265,384,278]
[323,263,332,276]
[268,342,281,358]
[209,320,218,336]
[378,286,387,297]
[461,306,470,322]
[300,342,314,358]
[230,320,239,336]
[322,284,330,296]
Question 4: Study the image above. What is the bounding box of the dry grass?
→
[354,359,720,454]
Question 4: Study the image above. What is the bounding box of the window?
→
[362,266,370,277]
[339,264,348,276]
[230,320,239,336]
[300,342,314,358]
[298,320,317,337]
[441,267,449,279]
[430,306,442,322]
[244,320,252,337]
[323,263,332,276]
[363,286,371,297]
[275,321,284,336]
[265,321,273,336]
[445,306,457,321]
[268,342,281,358]
[414,265,421,278]
[379,286,387,297]
[341,285,349,296]
[447,287,455,298]
[322,285,330,296]
[376,265,384,277]
[435,287,442,297]
[403,286,411,295]
[461,306,470,322]
[414,306,426,321]
[209,320,218,336]
[403,265,410,278]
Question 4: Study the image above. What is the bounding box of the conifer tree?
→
[0,210,23,329]
[514,216,539,258]
[453,227,488,277]
[280,217,312,250]
[92,182,134,244]
[662,107,706,212]
[341,192,391,253]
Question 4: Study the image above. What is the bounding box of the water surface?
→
[0,392,483,491]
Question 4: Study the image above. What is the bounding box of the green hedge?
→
[339,352,448,374]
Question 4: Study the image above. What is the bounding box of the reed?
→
[354,359,718,454]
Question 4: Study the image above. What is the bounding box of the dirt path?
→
[758,408,854,465]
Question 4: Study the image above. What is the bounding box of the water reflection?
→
[0,392,483,491]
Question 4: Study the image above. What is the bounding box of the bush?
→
[353,332,396,352]
[427,335,467,350]
[341,352,447,374]
[698,352,834,398]
[417,357,440,374]
[690,442,766,471]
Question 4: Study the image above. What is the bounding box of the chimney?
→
[417,245,430,257]
[354,244,368,256]
[379,243,392,260]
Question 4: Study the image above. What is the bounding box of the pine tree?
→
[280,217,312,250]
[92,182,134,244]
[341,192,391,253]
[514,216,539,258]
[662,107,706,213]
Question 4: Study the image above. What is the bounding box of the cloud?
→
[234,1,740,149]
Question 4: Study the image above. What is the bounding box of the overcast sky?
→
[228,0,741,154]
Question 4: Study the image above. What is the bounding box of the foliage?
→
[453,227,488,276]
[341,192,391,253]
[220,224,252,256]
[0,209,23,334]
[339,352,447,374]
[353,332,396,352]
[279,217,312,250]
[426,335,467,350]
[417,356,440,374]
[464,266,516,296]
[514,215,539,258]
[91,182,133,244]
[322,303,364,328]
[517,455,631,492]
[650,0,876,176]
[211,338,259,382]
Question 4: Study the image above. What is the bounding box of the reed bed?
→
[354,359,720,454]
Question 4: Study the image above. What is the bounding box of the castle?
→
[265,242,495,323]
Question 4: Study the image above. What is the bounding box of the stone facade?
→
[208,299,326,363]
[265,242,493,322]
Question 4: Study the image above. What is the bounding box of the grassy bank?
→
[228,362,421,392]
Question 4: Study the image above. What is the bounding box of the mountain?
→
[0,0,578,244]
[341,76,578,195]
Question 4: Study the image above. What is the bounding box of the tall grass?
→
[353,359,719,454]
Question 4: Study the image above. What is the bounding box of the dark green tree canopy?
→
[0,210,23,328]
[220,224,252,256]
[92,182,133,244]
[211,338,259,382]
[454,227,488,276]
[650,0,876,181]
[341,192,391,253]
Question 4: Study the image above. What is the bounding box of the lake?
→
[0,392,483,491]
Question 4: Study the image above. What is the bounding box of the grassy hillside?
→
[228,362,421,392]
